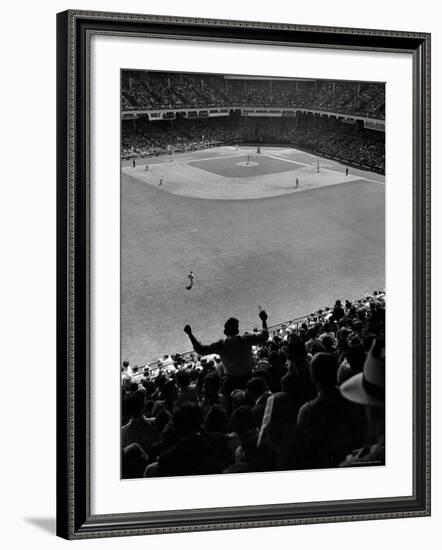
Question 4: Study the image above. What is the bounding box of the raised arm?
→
[259,309,269,332]
[245,309,269,345]
[183,325,222,356]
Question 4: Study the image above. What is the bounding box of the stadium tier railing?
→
[125,290,384,382]
[133,312,341,376]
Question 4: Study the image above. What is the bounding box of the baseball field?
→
[121,145,385,365]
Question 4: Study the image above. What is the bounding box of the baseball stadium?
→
[120,71,386,479]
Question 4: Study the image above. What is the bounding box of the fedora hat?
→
[340,339,385,407]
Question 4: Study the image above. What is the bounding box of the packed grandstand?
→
[121,291,385,478]
[121,72,385,174]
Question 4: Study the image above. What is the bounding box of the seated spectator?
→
[296,353,365,469]
[281,370,311,419]
[331,300,345,322]
[258,392,299,469]
[337,343,366,385]
[199,371,227,414]
[309,340,326,355]
[286,337,316,404]
[121,391,160,455]
[339,339,385,467]
[246,376,270,404]
[321,335,337,355]
[319,323,337,346]
[230,389,247,410]
[205,404,229,434]
[121,360,132,389]
[122,443,150,479]
[121,392,132,426]
[241,436,279,472]
[152,407,172,435]
[152,379,178,414]
[175,369,198,406]
[305,327,321,354]
[246,376,272,425]
[266,350,288,393]
[230,406,259,464]
[157,403,232,476]
[147,419,179,464]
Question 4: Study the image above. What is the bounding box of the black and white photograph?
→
[1,0,437,545]
[120,71,386,480]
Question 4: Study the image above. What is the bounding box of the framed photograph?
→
[56,10,431,539]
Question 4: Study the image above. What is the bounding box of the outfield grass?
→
[121,147,385,365]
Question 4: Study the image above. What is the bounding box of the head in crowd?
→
[321,335,336,353]
[231,389,246,410]
[127,391,145,418]
[310,341,326,355]
[268,350,286,369]
[224,317,240,336]
[231,406,257,438]
[154,407,172,433]
[203,372,221,398]
[265,392,298,426]
[122,443,149,479]
[172,402,203,438]
[309,353,339,391]
[175,369,190,389]
[345,345,366,374]
[246,376,269,405]
[205,405,229,433]
[161,380,178,402]
[141,378,156,397]
[287,338,308,362]
[281,369,300,397]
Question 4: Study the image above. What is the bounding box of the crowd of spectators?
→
[121,291,385,479]
[122,71,385,120]
[283,115,385,173]
[122,72,229,111]
[122,113,385,173]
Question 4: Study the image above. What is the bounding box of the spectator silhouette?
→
[296,353,365,468]
[184,310,269,405]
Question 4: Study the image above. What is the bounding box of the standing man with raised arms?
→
[183,309,270,407]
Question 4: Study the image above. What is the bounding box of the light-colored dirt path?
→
[122,146,372,200]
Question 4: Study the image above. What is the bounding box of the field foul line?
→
[265,153,384,184]
[263,153,311,168]
[127,150,385,185]
[148,152,247,166]
[144,150,308,166]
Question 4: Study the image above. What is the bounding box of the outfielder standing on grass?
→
[186,271,194,290]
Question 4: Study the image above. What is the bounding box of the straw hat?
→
[340,339,385,407]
